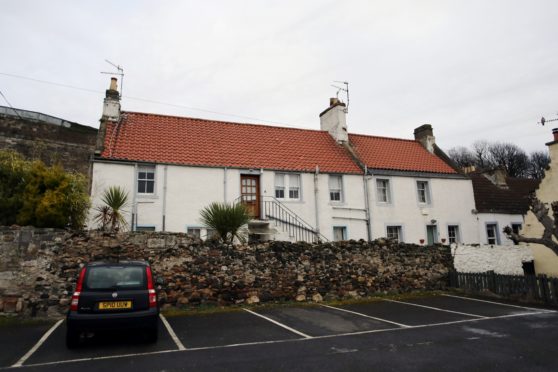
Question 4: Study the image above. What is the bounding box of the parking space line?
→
[159,314,186,350]
[442,294,557,312]
[384,299,485,318]
[243,309,312,339]
[4,310,551,371]
[11,318,64,368]
[320,304,411,328]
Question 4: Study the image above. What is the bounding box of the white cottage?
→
[90,78,480,244]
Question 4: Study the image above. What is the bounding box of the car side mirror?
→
[155,276,165,285]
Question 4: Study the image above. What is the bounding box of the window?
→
[486,223,499,245]
[333,226,347,241]
[275,173,300,200]
[448,225,460,244]
[275,174,285,198]
[376,179,391,203]
[136,226,155,232]
[416,181,430,204]
[205,228,218,240]
[187,227,201,238]
[138,166,155,194]
[386,226,402,242]
[329,175,343,202]
[289,174,300,199]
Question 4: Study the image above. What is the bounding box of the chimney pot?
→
[109,77,118,91]
[330,97,339,107]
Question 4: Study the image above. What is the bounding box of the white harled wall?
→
[90,162,479,244]
[89,162,368,241]
[366,174,479,244]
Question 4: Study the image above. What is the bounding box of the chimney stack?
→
[414,124,436,154]
[320,98,348,144]
[545,128,558,166]
[102,77,120,121]
[553,128,558,143]
[96,78,121,155]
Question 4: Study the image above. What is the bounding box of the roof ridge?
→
[349,132,418,143]
[122,110,328,134]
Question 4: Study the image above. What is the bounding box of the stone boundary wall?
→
[0,227,453,318]
[451,244,533,275]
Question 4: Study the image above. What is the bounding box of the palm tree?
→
[199,202,250,244]
[94,186,129,232]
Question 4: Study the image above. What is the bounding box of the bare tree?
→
[487,142,529,178]
[447,140,543,179]
[528,151,550,179]
[447,147,475,168]
[504,196,558,256]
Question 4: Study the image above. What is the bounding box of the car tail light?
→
[146,266,157,308]
[70,267,86,311]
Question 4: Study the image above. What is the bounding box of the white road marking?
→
[159,314,186,350]
[442,294,557,313]
[320,304,411,328]
[4,310,551,370]
[385,299,485,318]
[243,309,312,339]
[11,319,63,368]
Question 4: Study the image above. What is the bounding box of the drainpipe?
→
[162,165,168,231]
[132,163,138,231]
[223,167,228,203]
[363,166,372,241]
[314,165,320,236]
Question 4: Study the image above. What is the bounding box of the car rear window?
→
[84,266,146,290]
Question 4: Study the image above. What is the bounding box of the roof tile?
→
[349,133,457,174]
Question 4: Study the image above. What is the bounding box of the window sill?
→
[138,194,159,200]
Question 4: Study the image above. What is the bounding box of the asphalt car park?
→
[1,294,557,371]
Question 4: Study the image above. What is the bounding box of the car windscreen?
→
[84,266,146,290]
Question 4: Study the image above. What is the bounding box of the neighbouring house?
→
[467,168,539,246]
[90,78,479,243]
[518,128,558,276]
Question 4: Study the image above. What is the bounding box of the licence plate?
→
[98,301,132,310]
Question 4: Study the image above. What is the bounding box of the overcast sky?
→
[1,0,557,153]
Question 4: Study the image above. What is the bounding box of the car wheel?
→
[66,327,80,349]
[146,327,158,343]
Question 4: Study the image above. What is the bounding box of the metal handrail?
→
[234,195,328,243]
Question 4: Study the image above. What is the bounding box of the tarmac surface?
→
[1,294,557,371]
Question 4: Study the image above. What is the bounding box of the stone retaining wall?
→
[0,227,453,318]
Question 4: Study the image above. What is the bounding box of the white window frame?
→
[486,223,500,245]
[275,173,301,201]
[333,226,347,241]
[135,225,156,232]
[137,165,156,195]
[386,225,403,243]
[447,225,460,244]
[416,180,431,205]
[186,226,202,239]
[329,175,344,202]
[376,178,391,204]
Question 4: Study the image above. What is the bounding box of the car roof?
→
[85,260,150,267]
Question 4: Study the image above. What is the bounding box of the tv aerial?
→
[539,114,558,126]
[331,81,349,113]
[101,59,124,98]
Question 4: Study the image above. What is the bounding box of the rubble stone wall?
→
[0,227,453,318]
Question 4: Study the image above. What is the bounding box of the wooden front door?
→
[240,175,260,219]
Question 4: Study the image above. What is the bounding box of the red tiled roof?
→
[470,173,539,214]
[349,134,457,174]
[100,112,362,174]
